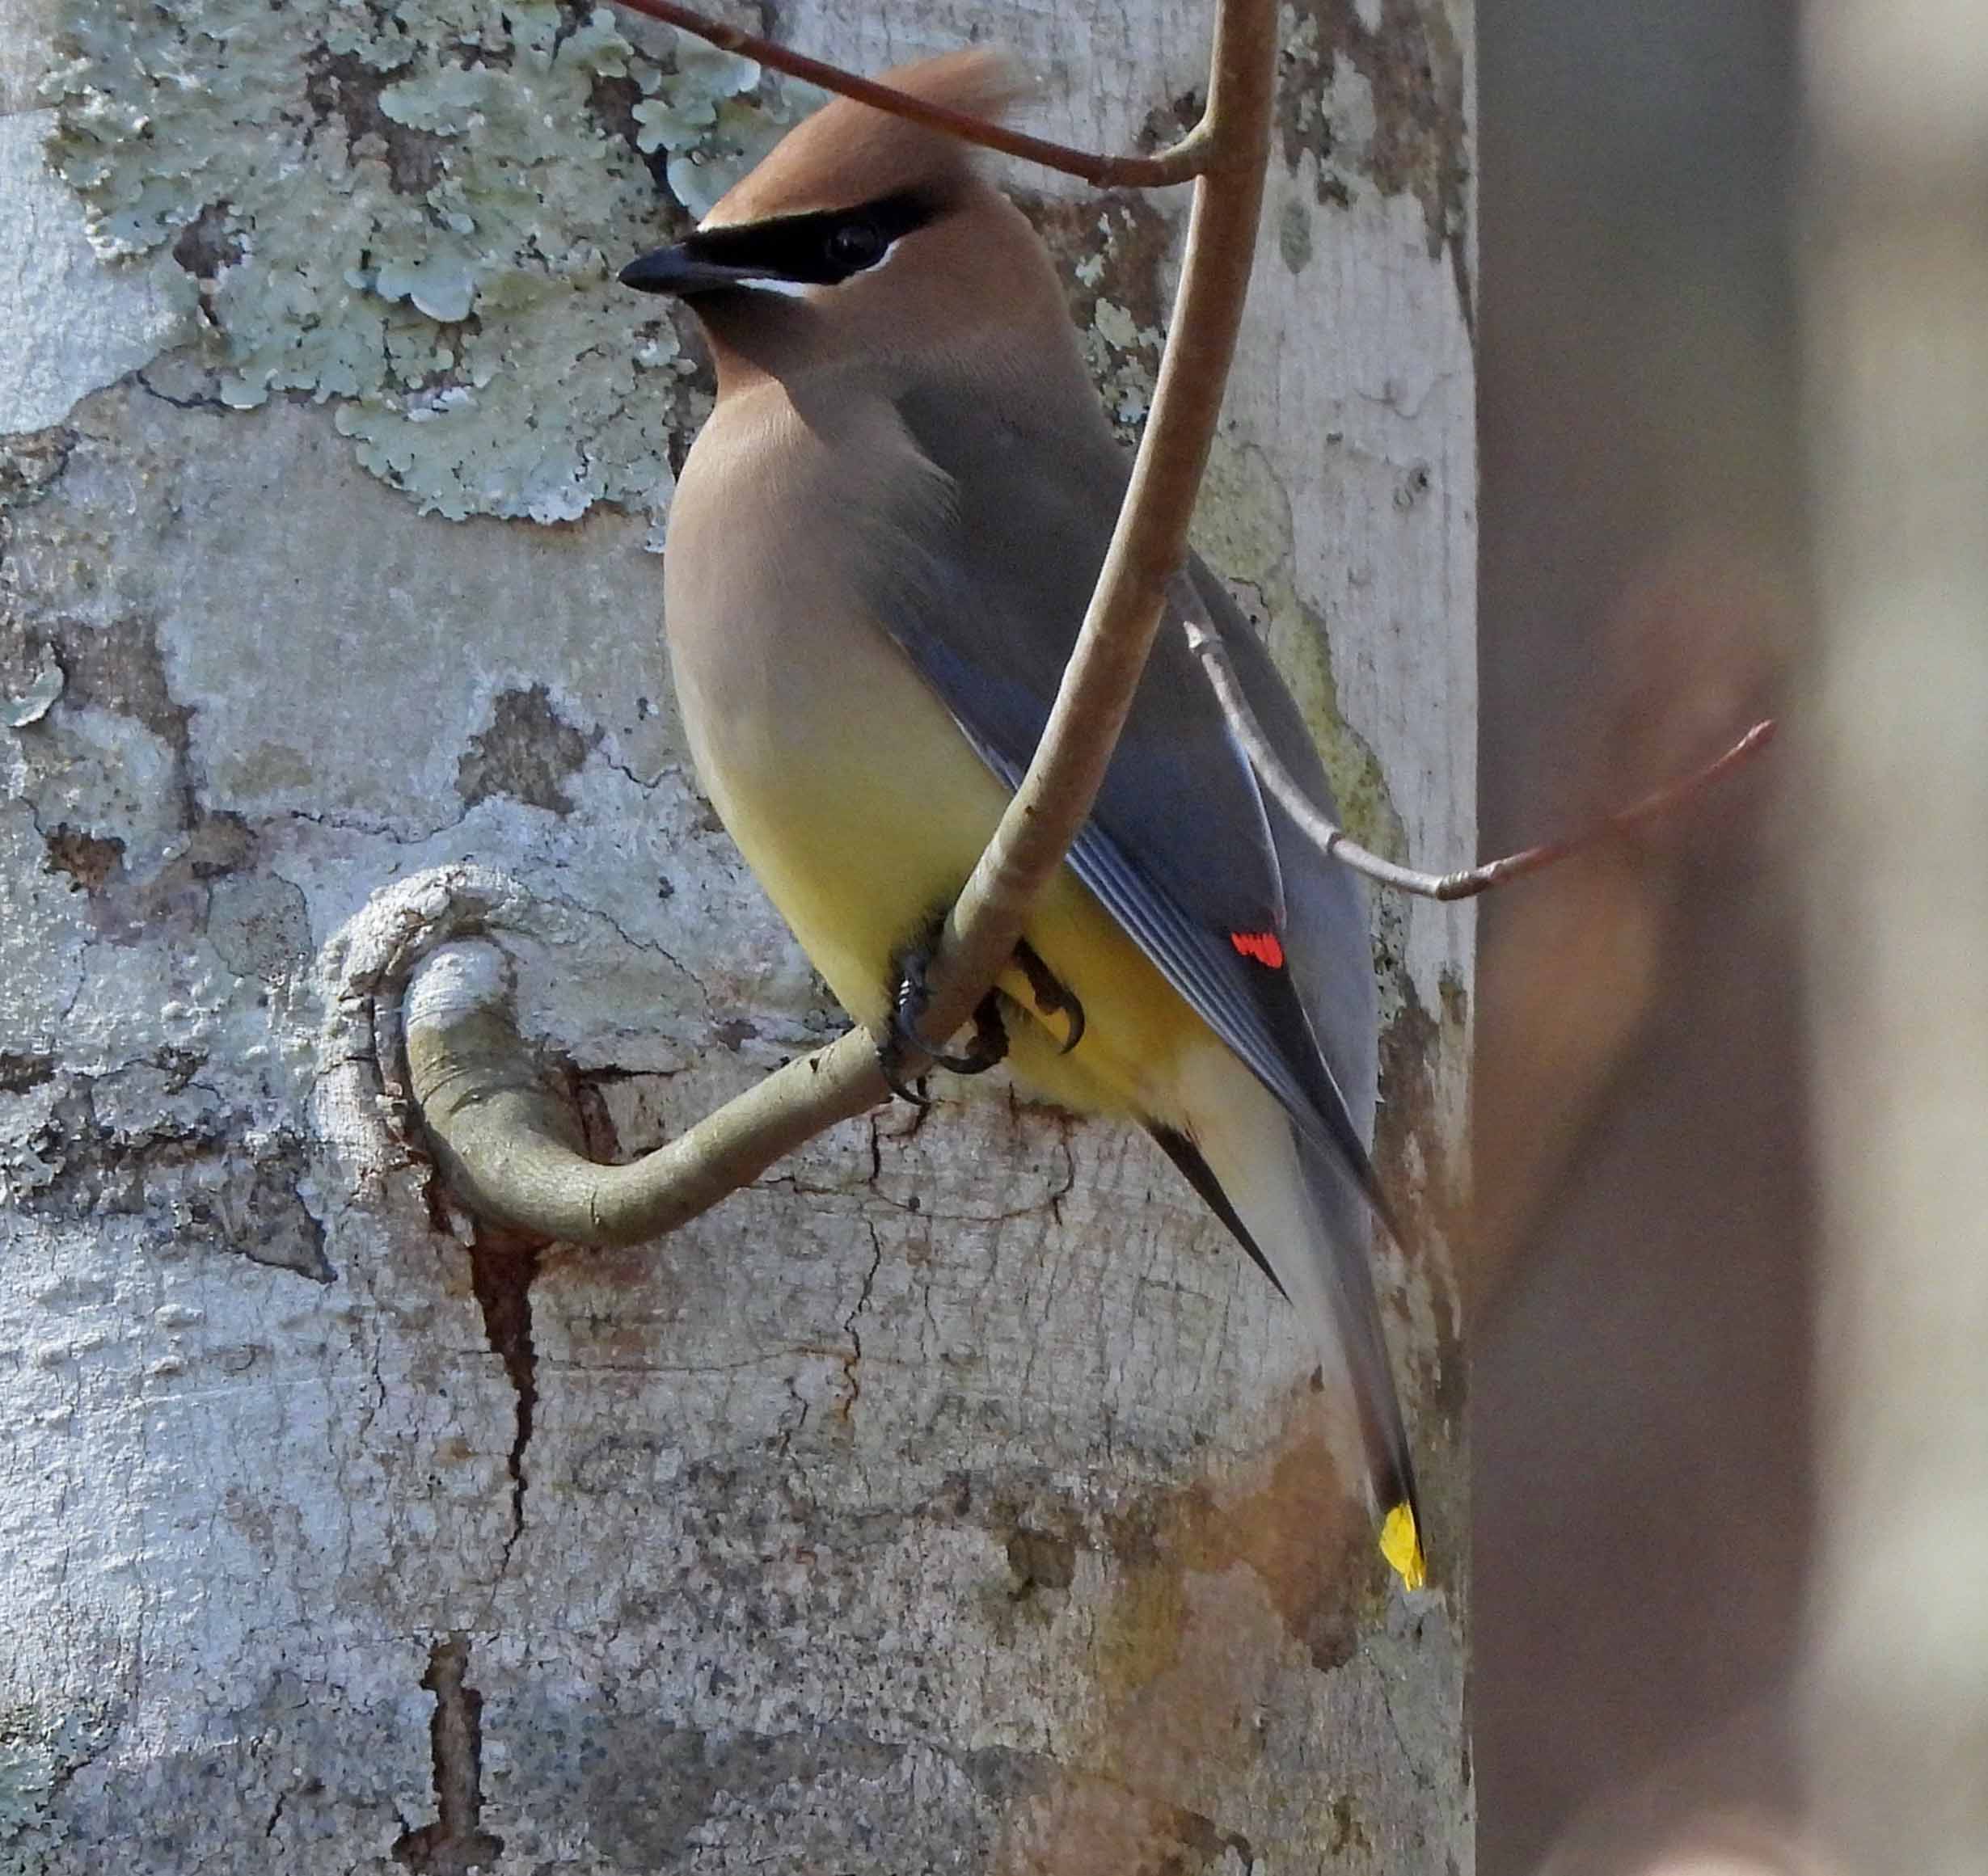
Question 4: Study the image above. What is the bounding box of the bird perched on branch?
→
[623,48,1424,1590]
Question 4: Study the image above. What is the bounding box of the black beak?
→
[619,243,756,297]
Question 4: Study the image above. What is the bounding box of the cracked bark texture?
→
[0,0,1474,1869]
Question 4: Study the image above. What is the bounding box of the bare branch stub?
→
[610,0,1212,187]
[1183,608,1775,903]
[1448,719,1776,897]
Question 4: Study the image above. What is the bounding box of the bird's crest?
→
[702,48,1031,229]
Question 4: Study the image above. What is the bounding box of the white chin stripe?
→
[739,244,905,297]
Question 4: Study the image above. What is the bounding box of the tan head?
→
[621,49,1078,389]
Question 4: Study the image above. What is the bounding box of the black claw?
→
[880,942,1011,1104]
[895,979,1009,1077]
[876,1035,934,1107]
[1013,939,1086,1056]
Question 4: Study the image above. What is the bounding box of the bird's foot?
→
[879,946,1011,1106]
[1012,938,1085,1056]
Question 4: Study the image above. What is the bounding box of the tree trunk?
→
[0,1,1473,1868]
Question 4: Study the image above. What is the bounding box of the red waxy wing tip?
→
[1228,930,1285,968]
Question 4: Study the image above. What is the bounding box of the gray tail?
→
[1296,1130,1424,1579]
[1151,1121,1425,1584]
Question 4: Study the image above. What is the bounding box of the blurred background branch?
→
[1800,2,1988,1871]
[1475,2,1809,1870]
[1480,2,1987,1873]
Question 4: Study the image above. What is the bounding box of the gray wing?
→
[874,386,1379,1189]
[879,386,1412,1532]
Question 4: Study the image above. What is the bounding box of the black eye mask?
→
[679,191,940,287]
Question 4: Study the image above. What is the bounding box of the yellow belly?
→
[672,601,1206,1128]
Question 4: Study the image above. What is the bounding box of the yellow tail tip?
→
[1379,1502,1427,1592]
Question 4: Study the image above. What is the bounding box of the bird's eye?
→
[827,218,887,272]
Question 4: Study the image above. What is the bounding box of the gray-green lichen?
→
[41,0,800,528]
[0,1705,108,1875]
[1028,192,1175,442]
[1277,0,1472,331]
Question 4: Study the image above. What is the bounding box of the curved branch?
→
[405,940,886,1244]
[611,0,1213,187]
[1183,605,1775,901]
[399,0,1281,1247]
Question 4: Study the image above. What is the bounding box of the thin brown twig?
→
[610,0,1213,187]
[1183,608,1775,901]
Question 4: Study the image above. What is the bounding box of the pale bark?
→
[0,0,1474,1867]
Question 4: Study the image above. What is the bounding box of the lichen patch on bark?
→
[37,0,785,525]
[1024,189,1178,438]
[1278,0,1470,256]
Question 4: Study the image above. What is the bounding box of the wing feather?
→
[873,388,1379,1193]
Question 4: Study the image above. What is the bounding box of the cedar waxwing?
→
[623,49,1425,1588]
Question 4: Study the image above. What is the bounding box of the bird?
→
[621,47,1425,1591]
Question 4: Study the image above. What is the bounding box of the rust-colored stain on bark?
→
[1003,1410,1387,1872]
